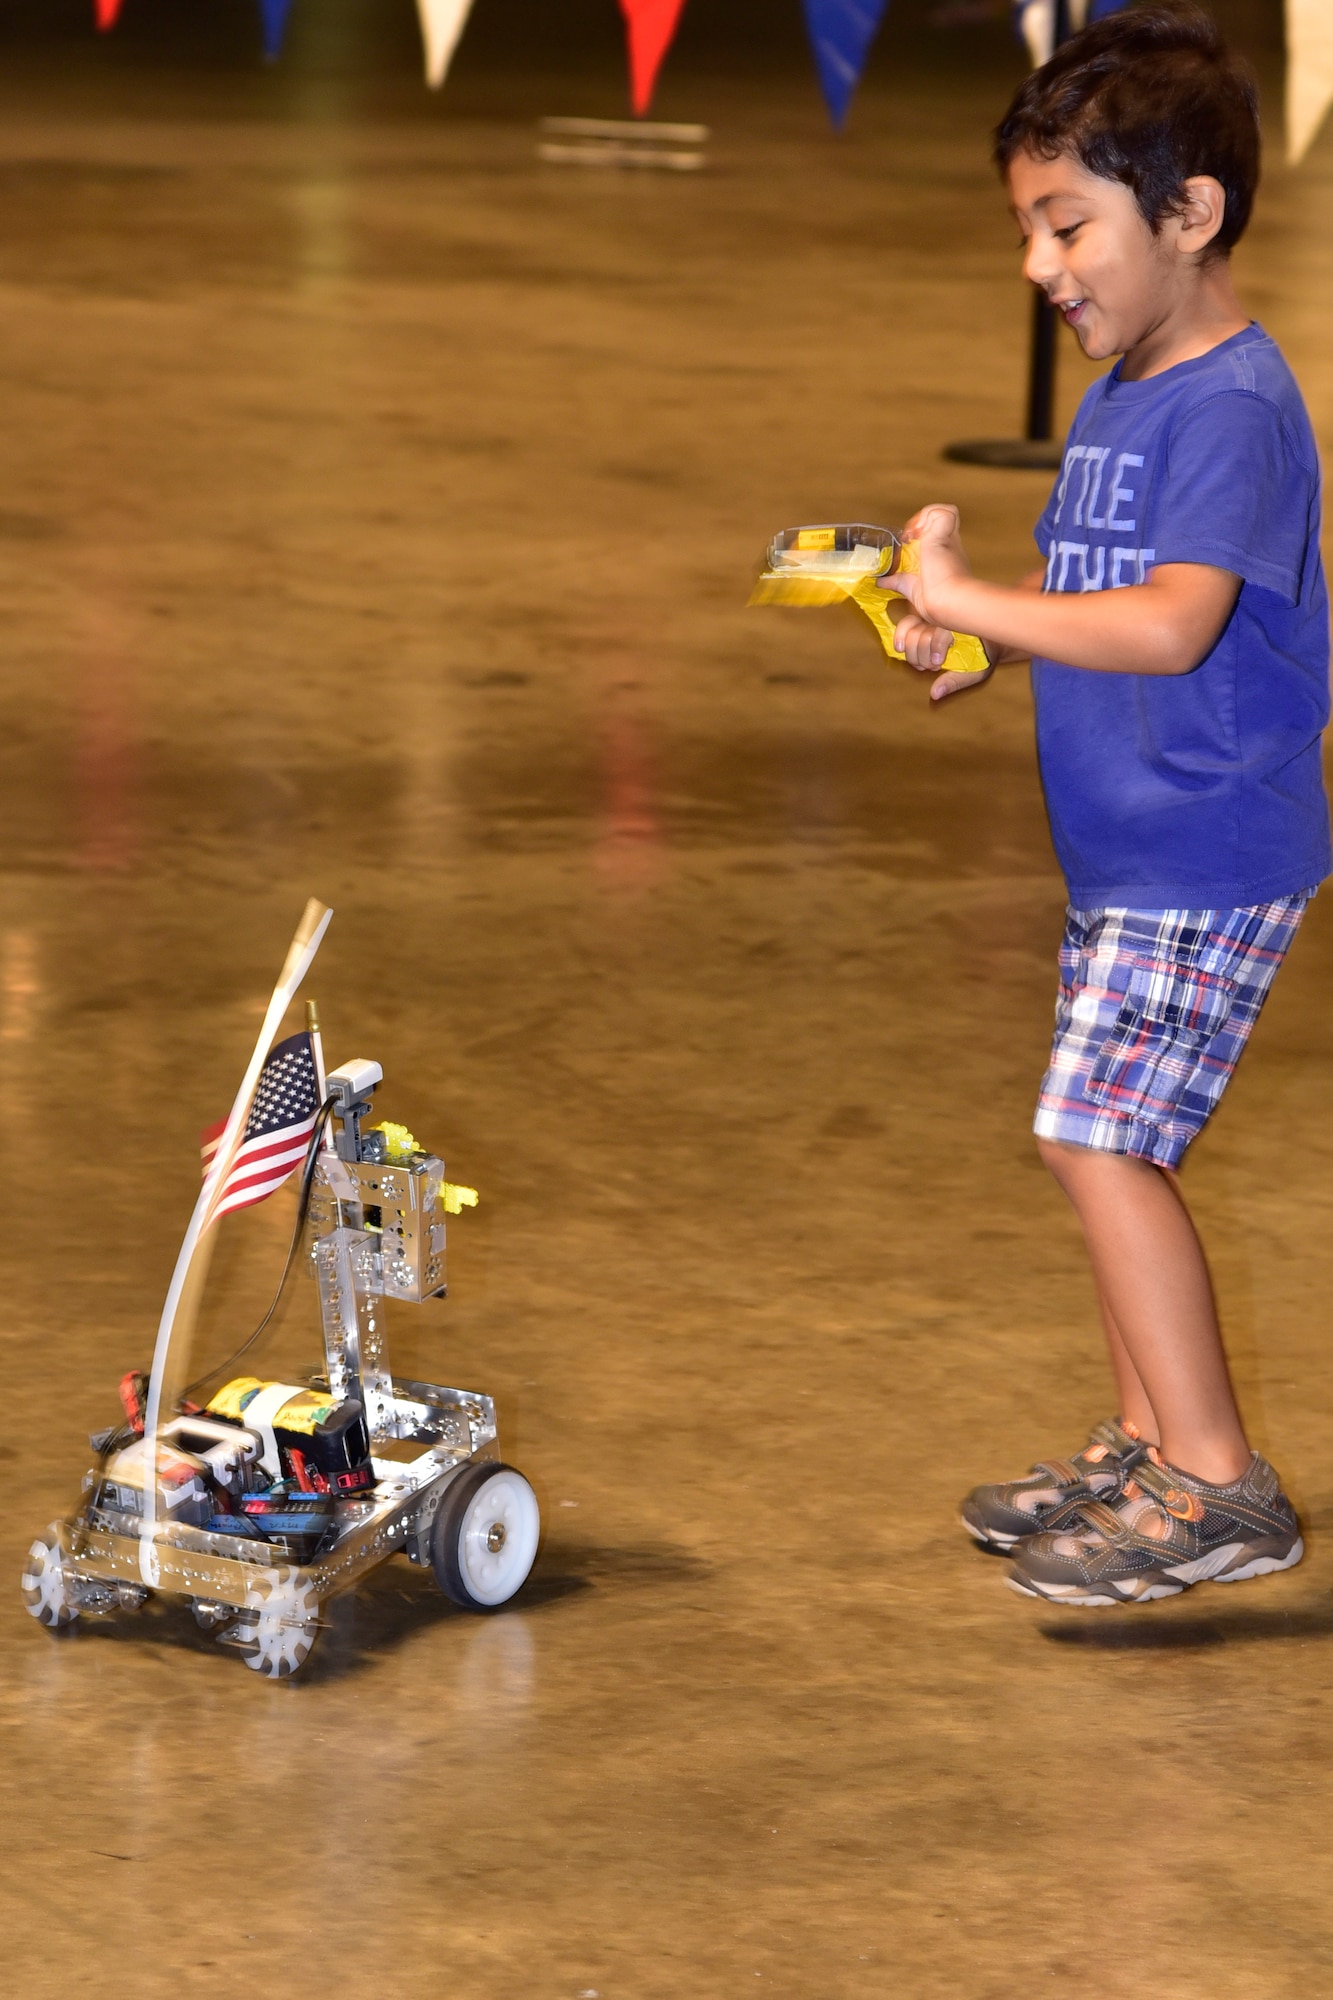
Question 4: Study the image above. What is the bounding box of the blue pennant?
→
[259,0,294,63]
[803,0,890,130]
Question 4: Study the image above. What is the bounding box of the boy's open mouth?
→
[1054,297,1088,326]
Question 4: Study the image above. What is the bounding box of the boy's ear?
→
[1174,176,1228,257]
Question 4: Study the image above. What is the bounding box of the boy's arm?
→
[974,567,1046,666]
[889,505,1241,689]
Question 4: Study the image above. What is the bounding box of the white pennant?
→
[1016,0,1090,71]
[1287,0,1333,164]
[416,0,476,90]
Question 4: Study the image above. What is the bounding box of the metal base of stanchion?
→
[943,438,1064,470]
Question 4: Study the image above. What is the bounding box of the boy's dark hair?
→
[993,2,1260,256]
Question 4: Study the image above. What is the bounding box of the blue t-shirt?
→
[1031,324,1331,909]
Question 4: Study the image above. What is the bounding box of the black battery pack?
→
[275,1398,373,1492]
[206,1378,375,1495]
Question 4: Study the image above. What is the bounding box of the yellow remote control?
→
[749,523,990,675]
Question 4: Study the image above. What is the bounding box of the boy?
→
[886,2,1330,1604]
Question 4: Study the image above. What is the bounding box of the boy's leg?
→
[1094,1280,1158,1446]
[1038,1140,1249,1485]
[997,899,1311,1599]
[1029,896,1310,1483]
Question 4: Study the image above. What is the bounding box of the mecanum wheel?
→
[21,1525,79,1628]
[235,1567,320,1679]
[431,1463,540,1610]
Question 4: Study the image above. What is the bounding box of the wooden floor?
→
[3,6,1333,1995]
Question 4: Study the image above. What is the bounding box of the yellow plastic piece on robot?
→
[363,1125,476,1206]
[369,1121,417,1163]
[749,538,991,676]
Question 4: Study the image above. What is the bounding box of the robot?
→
[20,904,540,1678]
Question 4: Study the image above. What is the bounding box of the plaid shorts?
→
[1033,895,1311,1169]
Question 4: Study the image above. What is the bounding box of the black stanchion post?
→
[1025,289,1058,442]
[944,0,1072,471]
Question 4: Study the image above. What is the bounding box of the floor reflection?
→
[74,587,139,874]
[596,708,663,892]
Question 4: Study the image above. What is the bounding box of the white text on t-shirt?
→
[1043,444,1155,593]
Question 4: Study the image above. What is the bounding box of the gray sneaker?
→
[960,1418,1147,1552]
[1007,1449,1303,1606]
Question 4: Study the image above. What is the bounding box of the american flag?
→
[201,1030,322,1222]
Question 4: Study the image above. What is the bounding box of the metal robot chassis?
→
[21,1053,541,1680]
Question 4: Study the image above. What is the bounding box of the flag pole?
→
[137,897,333,1584]
[307,996,334,1155]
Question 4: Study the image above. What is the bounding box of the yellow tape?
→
[205,1376,266,1422]
[749,545,990,675]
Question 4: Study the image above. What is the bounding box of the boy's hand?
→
[882,507,994,700]
[889,600,996,700]
[886,598,956,672]
[879,503,973,627]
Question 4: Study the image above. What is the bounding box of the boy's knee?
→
[1035,1134,1092,1197]
[1037,1134,1119,1184]
[1035,1134,1077,1175]
[1036,1134,1163,1184]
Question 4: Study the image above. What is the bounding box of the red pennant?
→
[618,0,688,116]
[95,0,123,28]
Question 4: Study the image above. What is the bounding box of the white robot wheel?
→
[431,1463,540,1611]
[235,1568,321,1679]
[21,1526,80,1629]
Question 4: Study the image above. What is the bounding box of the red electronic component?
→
[118,1370,148,1436]
[287,1447,316,1493]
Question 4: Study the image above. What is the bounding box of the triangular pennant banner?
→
[1287,0,1333,164]
[617,0,689,118]
[803,0,890,129]
[95,0,123,29]
[259,0,294,63]
[416,0,477,90]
